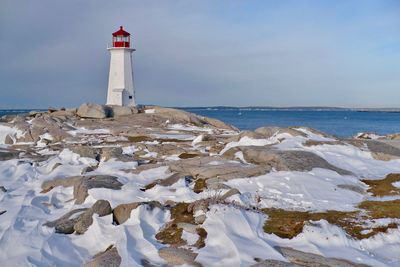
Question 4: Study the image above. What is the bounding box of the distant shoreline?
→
[1,107,400,113]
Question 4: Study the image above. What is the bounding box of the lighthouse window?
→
[129,96,132,99]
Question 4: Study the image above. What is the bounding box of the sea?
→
[182,107,400,138]
[2,108,400,138]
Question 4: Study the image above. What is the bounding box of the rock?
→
[91,200,112,216]
[84,246,122,267]
[46,200,111,235]
[42,175,122,204]
[226,130,266,143]
[74,211,93,234]
[223,147,352,176]
[81,165,97,174]
[44,208,88,233]
[251,260,301,267]
[202,116,238,131]
[194,214,206,224]
[4,134,13,145]
[176,223,198,234]
[168,156,269,181]
[0,186,7,192]
[0,210,6,216]
[152,106,236,131]
[41,176,82,193]
[130,107,139,114]
[77,103,110,119]
[55,220,76,234]
[108,105,133,117]
[113,202,141,224]
[74,175,123,204]
[275,247,370,267]
[220,188,240,200]
[0,149,20,161]
[100,147,128,161]
[69,145,100,159]
[158,247,200,267]
[348,140,400,161]
[255,127,307,138]
[49,109,76,118]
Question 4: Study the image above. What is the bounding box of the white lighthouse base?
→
[106,47,136,106]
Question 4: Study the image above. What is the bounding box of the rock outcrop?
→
[223,146,353,175]
[44,200,112,234]
[42,175,123,204]
[77,103,110,119]
[84,246,122,267]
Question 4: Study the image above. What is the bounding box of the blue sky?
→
[1,0,400,108]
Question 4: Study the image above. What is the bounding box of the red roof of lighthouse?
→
[112,26,130,37]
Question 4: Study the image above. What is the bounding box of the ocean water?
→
[182,108,400,138]
[2,108,400,138]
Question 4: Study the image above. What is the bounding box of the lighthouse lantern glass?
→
[112,27,131,48]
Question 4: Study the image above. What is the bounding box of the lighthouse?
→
[106,26,136,106]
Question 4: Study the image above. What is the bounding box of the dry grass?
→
[155,203,195,246]
[127,135,152,142]
[359,199,400,218]
[263,199,400,240]
[193,178,207,193]
[194,227,208,248]
[178,152,200,159]
[362,174,400,197]
[155,223,185,247]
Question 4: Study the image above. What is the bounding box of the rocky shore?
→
[1,103,400,266]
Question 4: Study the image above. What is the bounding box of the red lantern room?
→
[112,26,130,48]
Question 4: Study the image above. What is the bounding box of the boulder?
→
[101,147,132,161]
[255,127,307,138]
[41,176,82,193]
[84,246,122,267]
[77,103,110,119]
[74,211,94,234]
[0,149,20,161]
[223,147,352,175]
[168,156,269,181]
[108,105,133,117]
[348,139,400,161]
[113,202,141,224]
[74,175,123,204]
[152,106,236,131]
[41,175,122,204]
[4,134,13,145]
[158,247,200,267]
[251,260,301,267]
[45,200,112,234]
[68,145,100,159]
[91,199,112,217]
[275,247,370,267]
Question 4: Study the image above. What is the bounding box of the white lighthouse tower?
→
[106,26,136,106]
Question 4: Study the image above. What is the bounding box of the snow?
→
[355,132,384,140]
[151,133,194,140]
[192,134,204,146]
[220,136,275,155]
[392,181,400,188]
[0,124,24,144]
[168,124,214,134]
[300,143,400,178]
[68,127,110,136]
[225,168,365,211]
[197,205,398,267]
[2,123,400,266]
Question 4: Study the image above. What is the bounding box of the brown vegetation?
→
[362,173,400,197]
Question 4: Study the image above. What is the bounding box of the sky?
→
[1,0,400,108]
